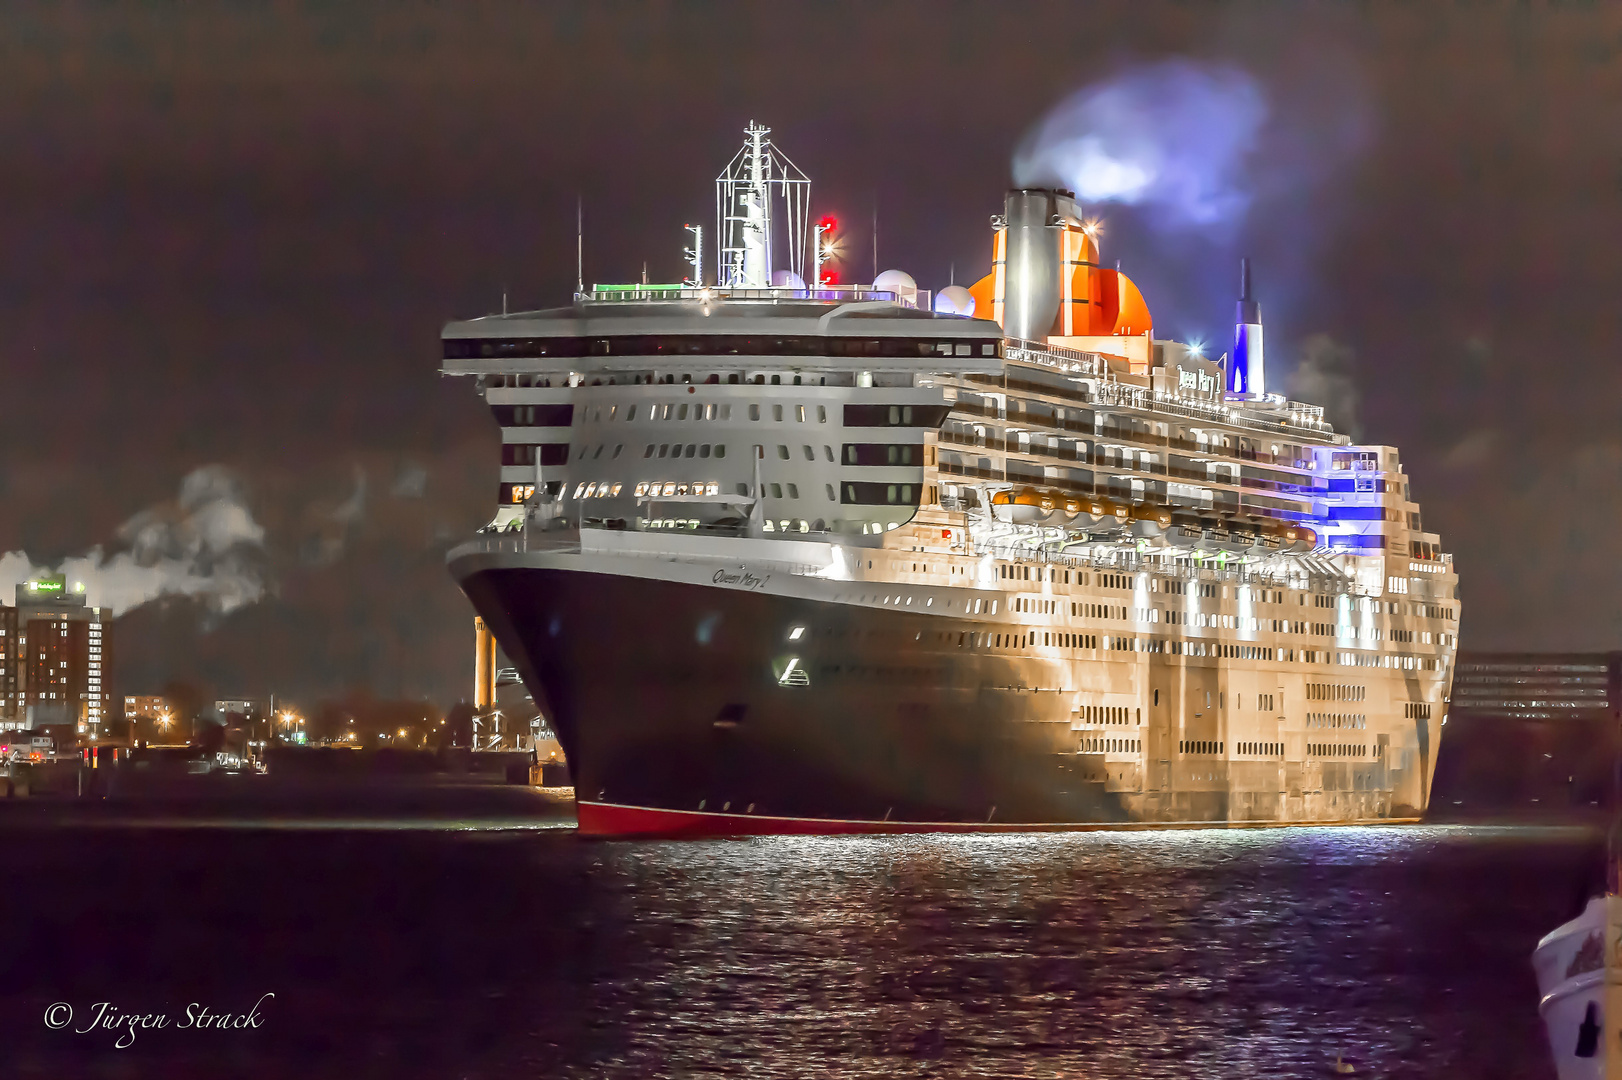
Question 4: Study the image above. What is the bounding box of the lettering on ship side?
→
[713,569,771,591]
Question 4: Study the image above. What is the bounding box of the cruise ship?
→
[444,125,1459,836]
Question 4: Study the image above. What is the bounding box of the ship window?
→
[700,445,711,458]
[684,444,697,458]
[771,375,781,385]
[773,404,784,421]
[593,446,604,459]
[736,483,749,496]
[721,405,732,419]
[626,404,638,421]
[824,445,834,461]
[658,444,670,458]
[716,445,726,458]
[826,484,836,501]
[678,404,689,420]
[818,405,827,423]
[613,444,623,458]
[803,445,815,461]
[749,404,761,421]
[770,483,783,498]
[787,484,800,499]
[796,405,806,422]
[777,445,790,459]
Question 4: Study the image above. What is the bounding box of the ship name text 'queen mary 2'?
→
[442,123,1458,837]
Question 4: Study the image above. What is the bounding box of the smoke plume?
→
[1009,55,1372,346]
[0,465,269,618]
[1013,59,1268,237]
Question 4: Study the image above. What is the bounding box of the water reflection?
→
[541,826,1588,1078]
[7,822,1590,1077]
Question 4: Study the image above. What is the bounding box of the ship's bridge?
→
[441,290,1008,538]
[441,287,1007,384]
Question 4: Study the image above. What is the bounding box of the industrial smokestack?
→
[1231,257,1265,396]
[474,616,496,710]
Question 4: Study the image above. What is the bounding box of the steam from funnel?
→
[1012,59,1268,237]
[0,465,270,618]
[1009,54,1372,337]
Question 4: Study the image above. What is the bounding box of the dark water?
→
[0,801,1595,1079]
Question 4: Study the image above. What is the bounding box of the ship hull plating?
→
[457,560,1419,836]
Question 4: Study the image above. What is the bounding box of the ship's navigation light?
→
[788,626,806,641]
[813,216,840,288]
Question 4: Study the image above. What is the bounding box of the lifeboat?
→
[1071,498,1110,530]
[1255,520,1287,553]
[1086,498,1132,538]
[1272,523,1310,555]
[1129,503,1172,538]
[991,486,1049,525]
[1224,517,1260,554]
[1196,516,1229,551]
[1167,510,1205,549]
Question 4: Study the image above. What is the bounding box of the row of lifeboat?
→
[988,487,1318,554]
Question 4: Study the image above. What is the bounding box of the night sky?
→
[1,3,1617,709]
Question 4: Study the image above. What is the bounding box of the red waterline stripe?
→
[574,801,1418,838]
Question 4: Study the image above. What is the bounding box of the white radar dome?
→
[873,269,917,297]
[771,270,806,289]
[933,285,976,316]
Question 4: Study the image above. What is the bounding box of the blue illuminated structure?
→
[1230,257,1265,396]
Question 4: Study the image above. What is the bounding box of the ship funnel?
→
[1231,256,1265,396]
[998,189,1084,340]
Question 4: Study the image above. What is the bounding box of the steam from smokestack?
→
[1009,54,1372,354]
[1012,60,1268,237]
[0,465,269,618]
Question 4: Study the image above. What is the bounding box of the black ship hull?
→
[457,563,1147,835]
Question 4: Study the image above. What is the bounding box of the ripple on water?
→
[534,825,1586,1078]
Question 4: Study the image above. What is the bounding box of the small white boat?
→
[1534,894,1619,1078]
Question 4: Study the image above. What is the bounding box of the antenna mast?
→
[576,196,584,295]
[683,224,704,286]
[716,121,810,287]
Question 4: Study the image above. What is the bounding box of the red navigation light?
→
[818,215,838,231]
